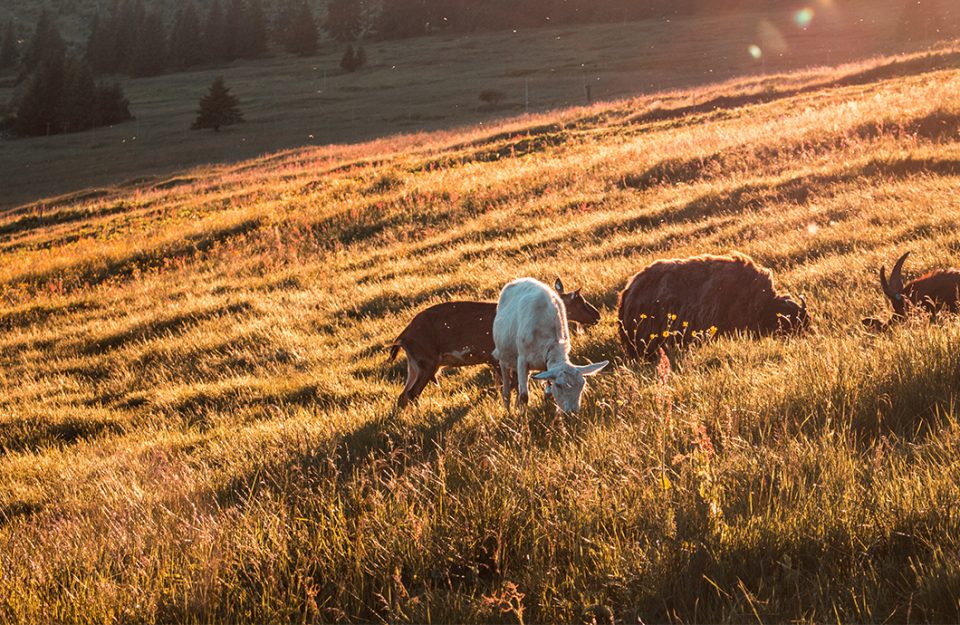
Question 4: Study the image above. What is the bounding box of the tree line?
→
[2,11,130,138]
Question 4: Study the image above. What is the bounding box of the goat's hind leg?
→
[398,358,419,407]
[499,361,513,411]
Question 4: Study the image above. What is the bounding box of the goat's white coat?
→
[492,278,607,412]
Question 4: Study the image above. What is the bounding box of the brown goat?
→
[862,251,960,331]
[618,253,808,360]
[389,278,601,407]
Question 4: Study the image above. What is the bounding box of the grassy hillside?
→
[3,39,960,623]
[2,0,958,209]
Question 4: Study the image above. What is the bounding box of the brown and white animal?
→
[492,277,608,413]
[862,251,960,331]
[617,252,808,360]
[389,278,601,407]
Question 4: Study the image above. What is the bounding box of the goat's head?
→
[768,293,809,334]
[555,277,601,327]
[533,360,609,414]
[862,251,910,331]
[879,251,910,317]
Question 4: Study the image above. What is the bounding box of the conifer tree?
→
[204,0,230,62]
[280,0,319,56]
[16,48,66,135]
[115,0,146,73]
[0,20,18,70]
[23,10,65,71]
[168,3,205,69]
[130,11,167,77]
[63,59,98,132]
[94,81,131,126]
[327,0,362,41]
[225,0,245,59]
[238,0,268,59]
[85,12,115,74]
[191,76,243,131]
[15,51,131,136]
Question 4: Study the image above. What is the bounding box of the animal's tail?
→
[387,341,402,362]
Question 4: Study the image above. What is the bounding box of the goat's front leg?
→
[515,359,529,410]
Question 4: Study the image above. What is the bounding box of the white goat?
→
[492,278,608,413]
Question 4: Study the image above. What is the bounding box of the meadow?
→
[3,28,960,625]
[2,0,956,209]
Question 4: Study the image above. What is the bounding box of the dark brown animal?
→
[862,251,960,331]
[389,278,601,407]
[617,252,808,360]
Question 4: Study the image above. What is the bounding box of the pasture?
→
[2,0,957,209]
[3,30,960,625]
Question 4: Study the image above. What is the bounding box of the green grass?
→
[2,16,960,625]
[2,0,958,209]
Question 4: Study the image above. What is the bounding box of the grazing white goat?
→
[492,278,608,413]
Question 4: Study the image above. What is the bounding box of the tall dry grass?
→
[2,43,960,623]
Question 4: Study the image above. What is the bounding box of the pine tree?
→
[16,48,66,135]
[115,0,146,74]
[340,44,356,71]
[63,58,98,132]
[238,0,268,59]
[191,76,243,131]
[224,0,245,60]
[130,11,167,77]
[168,3,205,69]
[93,81,131,126]
[204,0,230,62]
[327,0,361,41]
[281,0,319,56]
[0,20,18,70]
[375,0,434,39]
[22,10,65,71]
[85,12,115,74]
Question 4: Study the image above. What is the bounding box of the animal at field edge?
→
[389,278,601,407]
[861,251,960,331]
[617,252,808,360]
[492,277,608,413]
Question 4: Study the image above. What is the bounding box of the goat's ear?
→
[533,369,559,381]
[577,360,609,376]
[554,277,564,294]
[573,287,582,296]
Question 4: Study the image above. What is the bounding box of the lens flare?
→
[758,19,788,54]
[794,7,815,28]
[748,45,763,59]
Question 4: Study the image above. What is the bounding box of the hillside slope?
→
[3,0,957,210]
[2,43,960,623]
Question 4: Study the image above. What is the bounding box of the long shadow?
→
[5,217,262,295]
[618,507,960,623]
[213,401,472,512]
[0,299,99,331]
[622,110,960,191]
[604,155,960,243]
[0,201,133,243]
[76,301,252,356]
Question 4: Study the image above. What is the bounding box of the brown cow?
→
[862,251,960,331]
[618,253,808,360]
[389,278,601,407]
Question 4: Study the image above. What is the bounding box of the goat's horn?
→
[888,251,909,295]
